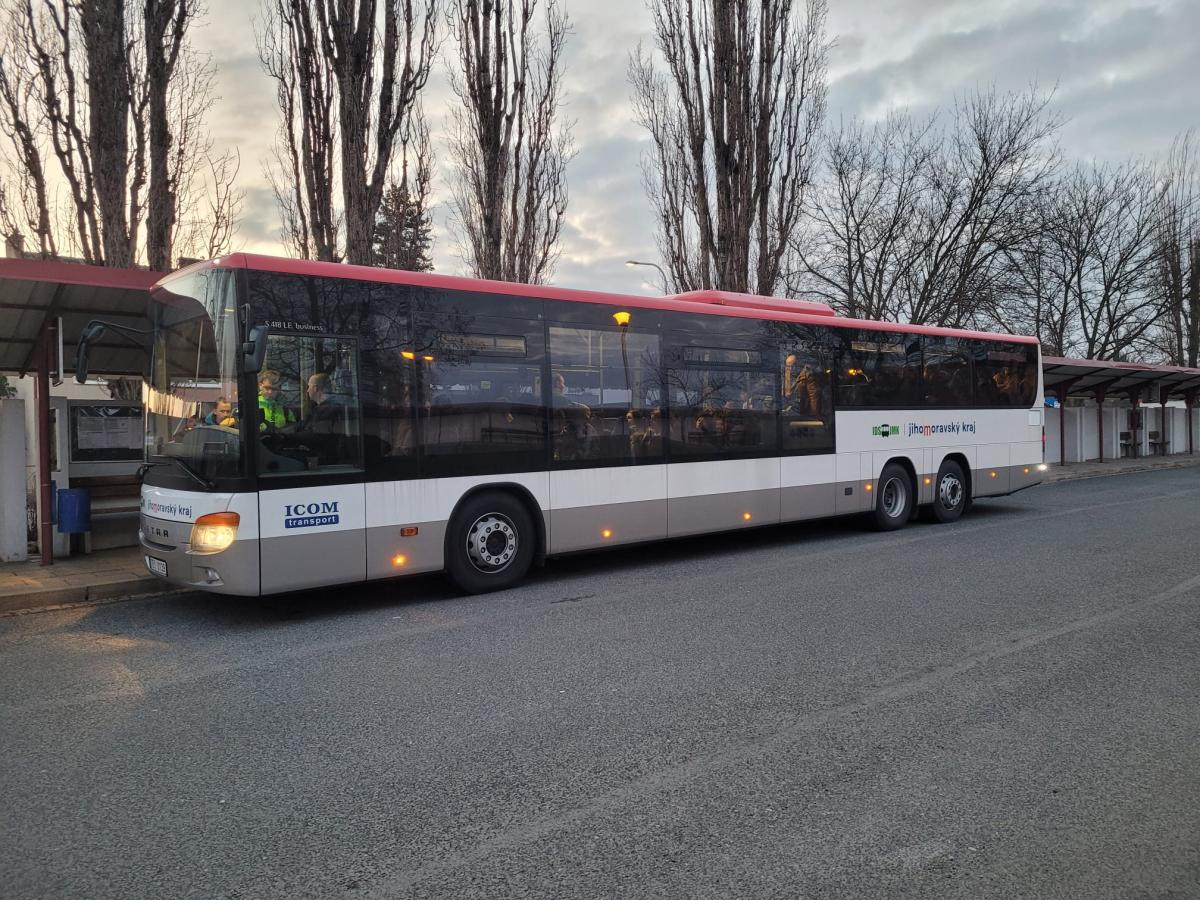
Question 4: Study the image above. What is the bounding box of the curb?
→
[1042,458,1200,485]
[0,578,180,617]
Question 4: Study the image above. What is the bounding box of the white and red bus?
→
[80,254,1044,596]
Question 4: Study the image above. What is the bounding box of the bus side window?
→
[780,327,833,453]
[256,334,364,475]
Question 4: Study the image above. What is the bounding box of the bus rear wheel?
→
[872,463,914,531]
[445,491,536,594]
[929,459,967,523]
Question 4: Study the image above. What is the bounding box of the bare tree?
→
[0,0,238,268]
[794,86,1060,327]
[630,0,828,295]
[997,161,1164,360]
[445,0,573,284]
[1152,129,1200,366]
[258,0,438,265]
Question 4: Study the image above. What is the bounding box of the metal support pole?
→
[1054,380,1078,466]
[1127,389,1142,459]
[1096,391,1105,463]
[36,327,53,566]
[1187,390,1197,455]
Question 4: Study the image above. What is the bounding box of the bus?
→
[84,254,1044,597]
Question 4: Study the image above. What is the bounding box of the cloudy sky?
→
[195,0,1200,296]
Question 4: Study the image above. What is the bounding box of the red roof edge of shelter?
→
[181,252,1038,345]
[1044,355,1200,377]
[0,256,163,290]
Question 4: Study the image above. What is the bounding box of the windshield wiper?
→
[147,455,215,490]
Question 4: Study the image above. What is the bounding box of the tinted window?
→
[417,314,546,476]
[256,334,363,476]
[666,364,777,458]
[361,296,417,478]
[973,341,1038,407]
[838,331,921,408]
[779,325,835,453]
[549,324,663,465]
[921,337,972,407]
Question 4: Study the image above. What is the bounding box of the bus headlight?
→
[190,512,240,554]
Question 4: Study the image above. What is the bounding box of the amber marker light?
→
[400,526,418,537]
[401,350,415,360]
[612,310,632,327]
[601,528,613,539]
[742,512,752,521]
[189,511,239,554]
[924,477,932,485]
[990,471,998,478]
[1023,467,1030,474]
[392,554,408,567]
[423,355,434,362]
[864,482,873,492]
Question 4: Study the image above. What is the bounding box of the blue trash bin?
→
[57,487,91,534]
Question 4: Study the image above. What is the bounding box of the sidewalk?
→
[1041,452,1200,483]
[0,546,174,615]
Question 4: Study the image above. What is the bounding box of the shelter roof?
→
[1042,355,1200,400]
[0,257,161,377]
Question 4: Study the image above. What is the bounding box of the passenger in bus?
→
[203,397,236,427]
[257,370,296,431]
[784,354,822,417]
[299,373,343,434]
[992,365,1018,402]
[551,371,593,459]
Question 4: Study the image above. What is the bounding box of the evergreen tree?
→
[372,183,434,272]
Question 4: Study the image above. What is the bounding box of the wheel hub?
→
[465,514,518,573]
[881,475,907,518]
[939,474,963,508]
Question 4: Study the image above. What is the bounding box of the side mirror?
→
[74,322,106,384]
[242,325,269,373]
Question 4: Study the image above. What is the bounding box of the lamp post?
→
[624,259,668,293]
[613,311,632,412]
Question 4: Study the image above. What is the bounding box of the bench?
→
[1118,431,1135,458]
[1148,430,1169,456]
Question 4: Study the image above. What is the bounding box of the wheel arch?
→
[884,455,919,492]
[448,482,547,566]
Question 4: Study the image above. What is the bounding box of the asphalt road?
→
[3,468,1200,899]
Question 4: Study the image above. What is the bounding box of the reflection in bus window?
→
[256,334,363,475]
[780,326,834,453]
[548,324,662,465]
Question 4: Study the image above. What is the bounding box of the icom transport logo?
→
[284,501,340,529]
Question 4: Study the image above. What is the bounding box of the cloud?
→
[193,0,1198,289]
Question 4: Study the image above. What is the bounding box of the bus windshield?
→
[145,268,244,482]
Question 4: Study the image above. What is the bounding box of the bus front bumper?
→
[139,514,260,596]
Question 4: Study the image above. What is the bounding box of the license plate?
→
[145,555,168,578]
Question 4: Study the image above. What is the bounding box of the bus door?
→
[253,333,368,593]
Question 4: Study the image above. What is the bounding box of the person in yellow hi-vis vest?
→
[257,370,295,431]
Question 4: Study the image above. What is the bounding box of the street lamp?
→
[624,259,668,293]
[613,310,633,413]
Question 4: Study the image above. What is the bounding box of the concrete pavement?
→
[2,467,1199,897]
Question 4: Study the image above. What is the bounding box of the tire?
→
[444,491,536,594]
[930,459,968,523]
[872,463,914,531]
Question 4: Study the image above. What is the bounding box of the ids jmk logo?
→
[872,423,897,438]
[284,501,340,529]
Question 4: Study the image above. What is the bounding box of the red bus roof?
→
[157,253,1039,346]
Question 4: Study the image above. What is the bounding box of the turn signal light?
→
[392,554,408,567]
[400,526,418,537]
[189,511,239,554]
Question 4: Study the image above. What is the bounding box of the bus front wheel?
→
[873,463,914,531]
[445,491,536,594]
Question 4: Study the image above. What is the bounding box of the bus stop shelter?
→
[1042,356,1200,465]
[0,258,161,565]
